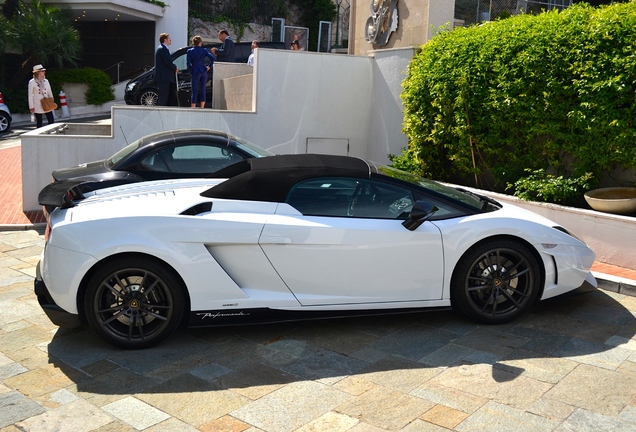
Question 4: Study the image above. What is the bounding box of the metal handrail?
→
[103,61,125,83]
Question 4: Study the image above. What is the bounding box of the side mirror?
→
[402,200,438,231]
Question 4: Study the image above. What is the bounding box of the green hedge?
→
[396,2,636,200]
[47,68,115,106]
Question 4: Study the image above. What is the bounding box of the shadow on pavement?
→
[45,285,635,395]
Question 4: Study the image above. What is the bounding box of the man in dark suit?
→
[155,33,179,106]
[211,29,236,62]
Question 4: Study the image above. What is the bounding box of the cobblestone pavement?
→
[1,229,636,431]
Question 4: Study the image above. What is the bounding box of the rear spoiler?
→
[38,180,88,210]
[39,178,148,212]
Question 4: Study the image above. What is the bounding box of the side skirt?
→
[187,306,452,328]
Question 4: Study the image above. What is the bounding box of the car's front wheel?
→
[0,112,11,134]
[451,239,541,324]
[84,256,185,349]
[139,89,158,106]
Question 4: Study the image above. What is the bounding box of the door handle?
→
[260,236,292,244]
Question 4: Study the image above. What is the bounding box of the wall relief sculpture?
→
[364,0,399,47]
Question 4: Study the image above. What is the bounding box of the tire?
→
[0,112,11,134]
[139,89,158,106]
[84,256,185,349]
[451,239,541,324]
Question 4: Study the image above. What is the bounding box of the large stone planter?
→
[61,83,89,109]
[584,187,636,215]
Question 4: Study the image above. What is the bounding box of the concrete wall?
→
[62,83,89,109]
[155,2,188,49]
[427,0,457,40]
[212,63,254,109]
[21,48,394,211]
[252,49,374,156]
[367,47,416,162]
[221,74,254,111]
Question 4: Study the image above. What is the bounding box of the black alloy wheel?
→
[84,257,185,349]
[451,239,541,324]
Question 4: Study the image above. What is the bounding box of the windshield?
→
[231,137,274,158]
[374,164,486,210]
[107,140,143,167]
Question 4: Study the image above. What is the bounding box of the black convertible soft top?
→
[202,154,372,202]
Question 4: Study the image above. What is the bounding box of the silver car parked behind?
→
[0,92,12,134]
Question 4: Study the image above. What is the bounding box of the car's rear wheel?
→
[139,89,158,106]
[0,112,11,134]
[451,239,541,324]
[84,256,185,349]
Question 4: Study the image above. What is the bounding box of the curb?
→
[9,100,121,128]
[11,111,113,128]
[594,271,636,297]
[0,223,46,231]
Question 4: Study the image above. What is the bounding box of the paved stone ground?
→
[1,229,636,431]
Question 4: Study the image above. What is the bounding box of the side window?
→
[172,145,223,160]
[140,147,176,173]
[173,53,188,71]
[287,178,358,216]
[141,144,241,174]
[286,177,414,219]
[412,192,466,220]
[348,180,414,219]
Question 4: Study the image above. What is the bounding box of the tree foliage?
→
[190,0,335,50]
[397,2,636,199]
[4,0,81,87]
[189,0,289,41]
[291,0,336,51]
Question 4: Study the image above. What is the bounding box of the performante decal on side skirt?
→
[187,306,452,328]
[196,311,251,320]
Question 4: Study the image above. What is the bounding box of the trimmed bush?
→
[396,2,636,200]
[47,68,115,106]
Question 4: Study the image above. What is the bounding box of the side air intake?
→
[180,202,213,216]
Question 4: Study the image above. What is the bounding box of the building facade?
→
[44,0,187,83]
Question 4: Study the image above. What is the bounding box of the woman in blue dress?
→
[187,35,216,108]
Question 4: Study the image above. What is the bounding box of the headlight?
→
[126,82,137,92]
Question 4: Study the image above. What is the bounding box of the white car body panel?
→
[259,210,444,305]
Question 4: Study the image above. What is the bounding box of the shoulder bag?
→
[41,97,58,112]
[35,80,58,112]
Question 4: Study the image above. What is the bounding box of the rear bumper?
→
[34,262,83,329]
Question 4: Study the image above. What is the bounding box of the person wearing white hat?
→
[28,64,55,128]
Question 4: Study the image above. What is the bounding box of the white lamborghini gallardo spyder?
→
[35,154,596,348]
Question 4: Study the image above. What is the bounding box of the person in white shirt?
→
[247,40,260,66]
